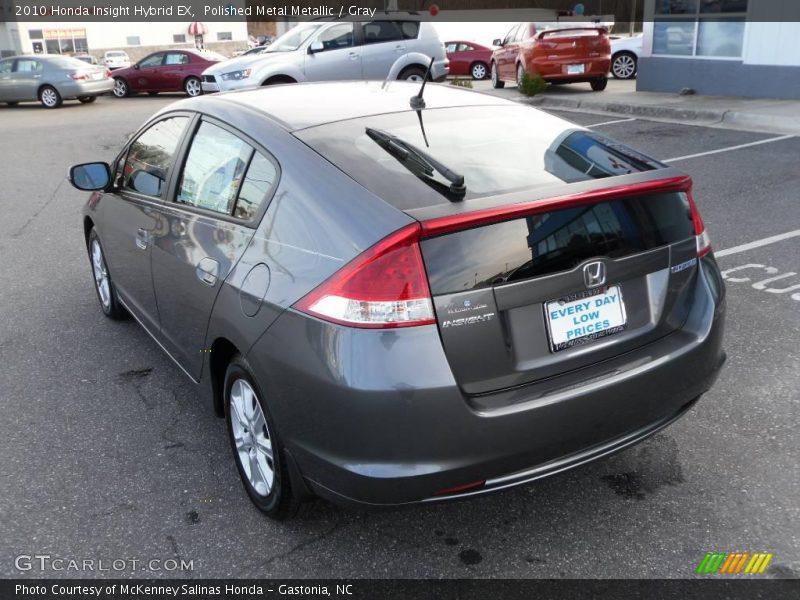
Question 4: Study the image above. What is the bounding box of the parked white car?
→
[201,18,448,93]
[609,34,643,79]
[103,51,131,70]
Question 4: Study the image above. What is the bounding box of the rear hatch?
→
[419,187,699,395]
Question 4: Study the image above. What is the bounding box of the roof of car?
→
[211,81,513,131]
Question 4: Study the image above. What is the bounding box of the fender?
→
[387,52,432,80]
[255,61,307,84]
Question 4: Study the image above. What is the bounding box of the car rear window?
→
[422,192,695,295]
[296,105,665,211]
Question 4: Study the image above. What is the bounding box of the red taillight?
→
[105,69,112,78]
[294,224,436,328]
[68,71,88,81]
[434,480,486,496]
[687,191,712,257]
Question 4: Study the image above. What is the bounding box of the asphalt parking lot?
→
[0,90,798,579]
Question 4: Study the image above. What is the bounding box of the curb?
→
[515,95,800,136]
[518,95,725,123]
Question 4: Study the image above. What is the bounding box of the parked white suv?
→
[201,19,449,93]
[103,51,131,70]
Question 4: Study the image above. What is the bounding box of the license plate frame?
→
[567,63,585,75]
[544,285,627,353]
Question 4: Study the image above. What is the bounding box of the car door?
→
[0,59,13,101]
[358,20,407,79]
[9,58,43,101]
[131,52,165,91]
[498,24,522,79]
[303,22,361,81]
[150,118,278,379]
[161,52,191,91]
[99,115,192,333]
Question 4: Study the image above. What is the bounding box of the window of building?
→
[126,36,141,46]
[653,0,747,58]
[42,28,87,56]
[173,34,186,43]
[217,32,233,41]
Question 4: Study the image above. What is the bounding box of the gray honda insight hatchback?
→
[69,82,725,518]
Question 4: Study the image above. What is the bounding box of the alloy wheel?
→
[113,79,128,97]
[472,63,487,80]
[40,88,59,108]
[185,78,202,96]
[612,54,636,79]
[229,379,274,497]
[91,240,111,310]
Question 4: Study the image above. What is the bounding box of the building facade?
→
[638,0,800,99]
[0,21,249,61]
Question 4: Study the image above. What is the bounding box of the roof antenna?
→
[409,56,435,110]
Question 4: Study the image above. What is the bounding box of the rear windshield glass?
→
[296,105,665,210]
[421,192,695,295]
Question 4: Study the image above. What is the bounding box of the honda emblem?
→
[583,261,606,288]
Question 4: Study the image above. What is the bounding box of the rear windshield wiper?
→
[365,127,466,202]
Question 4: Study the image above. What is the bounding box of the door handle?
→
[348,51,359,60]
[135,228,149,250]
[196,257,219,286]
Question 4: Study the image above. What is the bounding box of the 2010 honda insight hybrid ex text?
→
[68,81,726,519]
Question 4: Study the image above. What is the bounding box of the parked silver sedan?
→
[0,55,114,108]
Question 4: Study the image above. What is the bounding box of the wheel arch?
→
[83,216,95,248]
[209,337,241,417]
[261,74,298,86]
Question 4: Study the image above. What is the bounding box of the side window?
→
[234,153,278,220]
[504,24,520,45]
[316,23,354,51]
[0,60,11,74]
[139,53,164,67]
[398,21,420,40]
[516,24,532,42]
[461,44,475,52]
[177,122,253,215]
[14,59,41,72]
[445,42,458,53]
[123,116,189,198]
[362,21,403,45]
[164,53,189,65]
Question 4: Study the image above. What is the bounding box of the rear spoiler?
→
[537,27,608,40]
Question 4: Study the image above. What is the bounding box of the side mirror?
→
[308,41,324,54]
[69,162,111,191]
[493,38,503,47]
[134,63,140,70]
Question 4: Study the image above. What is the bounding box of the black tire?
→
[470,61,488,80]
[491,61,505,89]
[398,66,427,82]
[87,229,127,320]
[611,51,637,79]
[590,76,608,91]
[224,355,305,519]
[516,62,525,87]
[39,85,62,108]
[77,96,96,104]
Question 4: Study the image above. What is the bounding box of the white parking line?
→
[586,118,637,127]
[664,135,794,163]
[715,229,800,258]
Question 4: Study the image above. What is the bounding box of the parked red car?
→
[111,49,225,98]
[444,40,494,80]
[491,23,610,91]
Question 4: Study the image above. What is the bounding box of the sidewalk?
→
[476,79,800,136]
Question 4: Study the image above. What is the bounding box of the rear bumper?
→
[247,256,725,508]
[536,58,610,81]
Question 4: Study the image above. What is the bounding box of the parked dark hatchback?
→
[69,82,725,518]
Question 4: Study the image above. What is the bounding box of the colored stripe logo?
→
[696,552,773,575]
